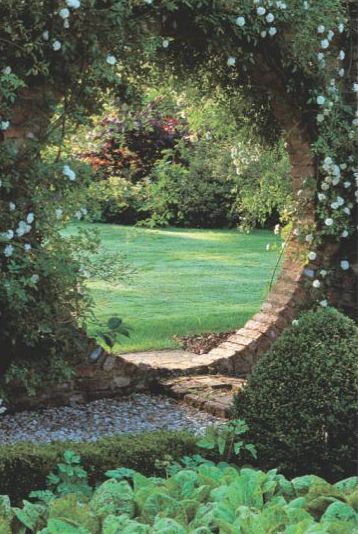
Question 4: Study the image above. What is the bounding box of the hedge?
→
[0,431,196,503]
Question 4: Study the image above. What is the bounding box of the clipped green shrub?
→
[0,431,196,504]
[3,459,358,533]
[234,308,358,480]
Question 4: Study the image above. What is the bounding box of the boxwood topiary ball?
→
[234,307,358,481]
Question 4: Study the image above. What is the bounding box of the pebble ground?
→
[0,394,221,444]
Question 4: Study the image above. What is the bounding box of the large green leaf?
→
[90,479,135,519]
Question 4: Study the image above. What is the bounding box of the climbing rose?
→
[340,260,350,270]
[266,13,274,23]
[63,165,76,181]
[52,40,62,51]
[4,245,14,257]
[325,218,333,226]
[257,7,266,15]
[321,39,329,49]
[316,95,325,105]
[236,16,245,27]
[106,55,117,65]
[317,25,325,33]
[319,299,328,307]
[227,56,236,67]
[312,280,321,288]
[308,251,317,261]
[24,244,31,252]
[66,0,81,7]
[268,27,277,36]
[59,8,70,18]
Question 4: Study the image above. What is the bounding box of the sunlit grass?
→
[67,224,281,353]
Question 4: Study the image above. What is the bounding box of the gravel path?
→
[0,394,221,445]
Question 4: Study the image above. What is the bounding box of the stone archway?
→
[2,2,357,411]
[5,60,320,411]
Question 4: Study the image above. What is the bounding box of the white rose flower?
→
[292,319,299,327]
[260,30,267,38]
[66,0,81,7]
[325,218,334,226]
[317,114,324,123]
[257,7,266,15]
[317,25,325,33]
[59,8,70,18]
[63,165,76,181]
[338,23,344,33]
[106,55,117,65]
[331,202,339,209]
[312,280,321,288]
[316,95,325,105]
[42,30,49,40]
[24,244,32,252]
[353,82,358,93]
[9,202,16,211]
[266,13,274,23]
[4,230,14,240]
[4,244,14,257]
[64,19,70,29]
[338,68,344,77]
[52,40,62,51]
[305,234,314,242]
[340,260,350,270]
[343,181,351,188]
[319,299,328,307]
[321,182,329,191]
[320,269,327,277]
[308,251,317,261]
[268,27,277,36]
[236,16,246,27]
[227,56,236,67]
[1,120,10,130]
[317,193,326,201]
[343,207,350,215]
[321,39,329,49]
[341,230,349,238]
[338,50,345,60]
[31,274,40,283]
[27,212,34,224]
[2,66,11,75]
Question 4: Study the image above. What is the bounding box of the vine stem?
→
[268,229,293,292]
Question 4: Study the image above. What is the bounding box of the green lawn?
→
[71,224,281,353]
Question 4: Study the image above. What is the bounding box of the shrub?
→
[143,140,238,228]
[3,455,358,533]
[234,308,358,481]
[0,431,196,504]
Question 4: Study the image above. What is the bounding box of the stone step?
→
[158,374,246,418]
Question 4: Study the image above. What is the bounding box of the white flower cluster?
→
[0,399,6,415]
[63,164,76,181]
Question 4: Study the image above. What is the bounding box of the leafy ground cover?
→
[2,453,357,533]
[65,223,281,353]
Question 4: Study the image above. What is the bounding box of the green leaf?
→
[107,316,122,330]
[233,441,243,455]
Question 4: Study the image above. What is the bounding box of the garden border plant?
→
[0,0,357,402]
